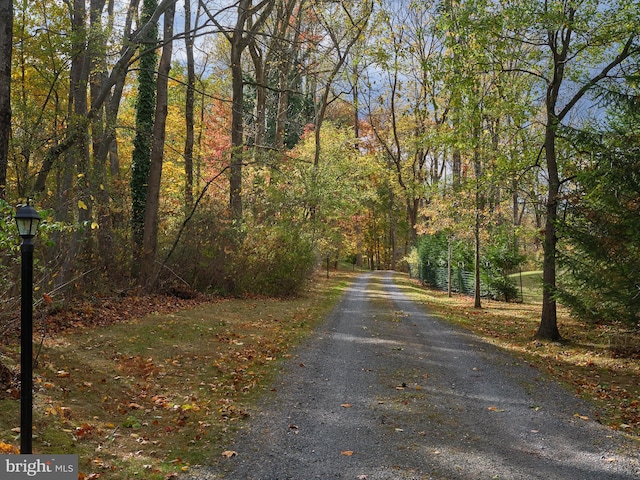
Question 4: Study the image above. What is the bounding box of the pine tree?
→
[557,96,640,324]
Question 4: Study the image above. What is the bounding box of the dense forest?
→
[0,0,639,342]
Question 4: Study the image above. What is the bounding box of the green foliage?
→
[164,200,315,297]
[231,223,316,297]
[244,66,314,150]
[416,233,472,291]
[0,201,20,299]
[161,199,230,293]
[481,228,526,302]
[130,0,159,250]
[417,229,525,301]
[557,101,640,324]
[417,232,448,279]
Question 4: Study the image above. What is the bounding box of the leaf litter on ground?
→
[1,270,639,479]
[0,272,348,480]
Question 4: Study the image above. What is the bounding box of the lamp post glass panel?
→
[15,201,40,454]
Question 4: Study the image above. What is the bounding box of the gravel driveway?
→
[183,272,640,479]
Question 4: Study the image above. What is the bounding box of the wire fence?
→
[418,264,495,298]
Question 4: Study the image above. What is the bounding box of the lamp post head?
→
[15,200,41,239]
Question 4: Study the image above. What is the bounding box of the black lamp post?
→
[15,200,41,454]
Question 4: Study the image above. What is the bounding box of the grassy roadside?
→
[0,271,352,480]
[508,270,544,303]
[393,273,640,442]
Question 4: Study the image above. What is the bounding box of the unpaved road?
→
[184,272,640,479]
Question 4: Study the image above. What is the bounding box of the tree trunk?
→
[228,0,254,223]
[57,0,92,287]
[183,0,195,209]
[248,43,266,148]
[213,0,275,222]
[536,119,561,340]
[389,186,396,270]
[474,211,482,308]
[353,63,360,149]
[274,62,289,150]
[0,0,11,200]
[130,0,158,269]
[473,126,482,309]
[532,6,635,340]
[452,148,461,191]
[88,0,118,274]
[447,237,452,297]
[229,37,244,222]
[141,3,174,287]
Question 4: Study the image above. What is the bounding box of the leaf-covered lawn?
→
[394,275,640,440]
[0,272,348,479]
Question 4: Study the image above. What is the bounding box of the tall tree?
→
[183,0,196,209]
[31,0,168,195]
[131,0,159,266]
[0,0,11,199]
[56,0,93,286]
[205,0,275,223]
[91,0,139,269]
[531,1,638,340]
[557,91,640,324]
[247,0,301,151]
[307,0,372,168]
[460,0,640,339]
[141,3,175,286]
[364,0,447,260]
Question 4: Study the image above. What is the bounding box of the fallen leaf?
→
[487,406,505,412]
[221,450,237,458]
[574,413,589,421]
[340,451,354,456]
[57,370,71,378]
[341,404,352,408]
[0,442,19,454]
